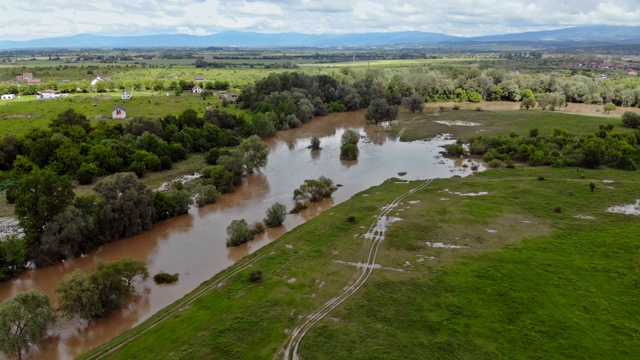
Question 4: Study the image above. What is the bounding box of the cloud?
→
[0,0,639,40]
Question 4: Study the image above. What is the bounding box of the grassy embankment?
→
[82,111,640,359]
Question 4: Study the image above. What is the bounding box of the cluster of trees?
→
[0,107,271,279]
[0,259,148,359]
[238,71,407,128]
[0,108,265,187]
[56,259,148,320]
[466,124,640,170]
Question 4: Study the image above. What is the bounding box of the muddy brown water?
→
[0,110,481,359]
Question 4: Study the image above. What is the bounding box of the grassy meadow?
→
[82,163,640,359]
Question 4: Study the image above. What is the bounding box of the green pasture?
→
[83,165,640,359]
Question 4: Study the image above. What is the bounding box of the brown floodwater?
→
[0,110,481,359]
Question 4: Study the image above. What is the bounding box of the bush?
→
[205,148,221,165]
[226,219,253,246]
[76,162,99,185]
[554,207,562,213]
[249,270,263,283]
[488,159,503,168]
[622,111,640,129]
[264,202,286,227]
[340,143,359,160]
[309,136,321,150]
[327,101,347,113]
[195,185,220,207]
[443,144,465,157]
[250,222,265,235]
[153,271,179,284]
[452,104,461,110]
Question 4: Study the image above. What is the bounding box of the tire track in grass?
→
[282,179,432,360]
[85,221,317,360]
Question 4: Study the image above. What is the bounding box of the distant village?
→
[2,72,238,119]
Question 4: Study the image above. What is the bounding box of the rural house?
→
[91,76,111,86]
[121,91,131,100]
[192,85,203,94]
[112,105,127,119]
[1,94,15,100]
[194,75,205,82]
[15,72,33,81]
[27,78,42,85]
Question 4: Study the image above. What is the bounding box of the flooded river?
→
[0,110,481,359]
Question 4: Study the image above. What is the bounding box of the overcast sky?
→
[1,0,639,41]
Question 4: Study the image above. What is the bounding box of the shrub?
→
[621,111,640,129]
[226,219,253,246]
[153,271,179,284]
[249,270,263,283]
[341,129,360,145]
[264,202,286,227]
[76,162,99,185]
[195,185,220,207]
[347,216,357,223]
[250,221,265,235]
[327,101,347,113]
[589,182,596,192]
[340,143,359,160]
[452,104,461,110]
[205,148,221,165]
[444,144,465,157]
[537,176,545,181]
[309,136,321,150]
[488,159,503,168]
[554,207,562,213]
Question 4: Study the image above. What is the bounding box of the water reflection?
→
[0,110,482,360]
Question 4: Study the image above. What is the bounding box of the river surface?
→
[0,110,481,359]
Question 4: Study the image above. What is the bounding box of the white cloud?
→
[0,0,639,40]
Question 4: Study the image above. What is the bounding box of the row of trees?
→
[464,123,640,170]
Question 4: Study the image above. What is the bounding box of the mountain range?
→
[1,25,639,49]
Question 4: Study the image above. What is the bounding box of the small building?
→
[27,78,42,85]
[1,94,15,100]
[121,91,131,100]
[36,90,59,99]
[194,75,205,82]
[90,76,111,86]
[629,71,638,76]
[112,105,126,119]
[192,85,203,94]
[15,72,33,81]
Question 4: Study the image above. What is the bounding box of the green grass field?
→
[82,164,640,359]
[394,109,632,141]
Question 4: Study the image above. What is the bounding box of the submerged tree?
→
[0,290,55,360]
[264,202,287,227]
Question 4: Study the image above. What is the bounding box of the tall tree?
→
[401,93,425,113]
[12,169,74,248]
[0,290,55,360]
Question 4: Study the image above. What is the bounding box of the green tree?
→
[50,108,91,132]
[341,129,360,146]
[0,290,55,360]
[13,169,74,247]
[365,98,399,125]
[340,144,359,160]
[226,219,254,246]
[237,135,269,174]
[264,202,287,227]
[621,111,640,129]
[603,102,616,114]
[94,173,155,243]
[520,96,536,110]
[56,259,148,320]
[401,93,425,113]
[0,236,27,281]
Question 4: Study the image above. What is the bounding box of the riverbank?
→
[84,165,640,359]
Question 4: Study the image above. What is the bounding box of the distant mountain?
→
[1,25,640,49]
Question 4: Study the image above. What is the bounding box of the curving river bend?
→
[0,110,481,359]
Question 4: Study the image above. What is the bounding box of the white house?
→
[121,91,131,100]
[37,90,59,99]
[1,94,15,100]
[192,85,203,94]
[112,105,127,119]
[91,76,111,86]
